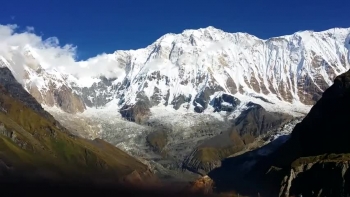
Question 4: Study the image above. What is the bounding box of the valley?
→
[0,24,350,196]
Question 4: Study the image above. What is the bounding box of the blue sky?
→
[0,0,349,60]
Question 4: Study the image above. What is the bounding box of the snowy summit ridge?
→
[0,25,350,117]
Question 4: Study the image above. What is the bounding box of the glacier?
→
[0,24,349,178]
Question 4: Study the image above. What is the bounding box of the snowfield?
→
[1,24,349,179]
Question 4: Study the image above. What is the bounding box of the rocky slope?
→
[0,67,155,187]
[265,69,350,197]
[206,69,350,197]
[183,103,293,174]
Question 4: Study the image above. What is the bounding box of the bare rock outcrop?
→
[183,103,293,175]
[233,69,350,197]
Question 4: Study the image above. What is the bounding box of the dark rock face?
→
[278,158,350,197]
[207,134,293,195]
[209,69,350,197]
[54,85,86,113]
[120,92,151,124]
[211,93,240,112]
[74,76,119,108]
[294,56,337,106]
[272,69,350,196]
[291,70,350,156]
[234,102,292,137]
[193,86,224,113]
[182,102,292,175]
[150,87,162,106]
[171,94,192,110]
[297,74,326,105]
[10,67,87,114]
[0,68,53,120]
[120,102,151,124]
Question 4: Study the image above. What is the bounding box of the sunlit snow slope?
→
[1,26,350,117]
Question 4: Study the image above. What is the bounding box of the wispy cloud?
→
[0,24,125,83]
[26,26,35,32]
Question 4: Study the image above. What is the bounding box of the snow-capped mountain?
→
[1,25,349,179]
[1,26,349,119]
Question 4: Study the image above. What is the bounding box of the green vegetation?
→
[194,146,248,163]
[196,147,239,162]
[191,131,255,163]
[0,86,148,181]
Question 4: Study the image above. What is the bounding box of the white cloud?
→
[26,26,35,32]
[0,24,124,85]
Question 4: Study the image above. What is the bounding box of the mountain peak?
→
[182,25,220,33]
[1,26,350,117]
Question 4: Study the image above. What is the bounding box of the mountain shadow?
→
[207,69,350,197]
